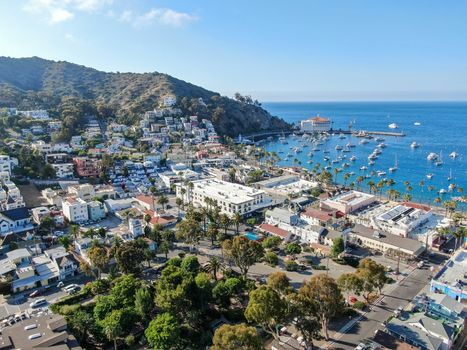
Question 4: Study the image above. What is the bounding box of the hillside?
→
[0,56,290,137]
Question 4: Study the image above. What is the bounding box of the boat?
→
[343,163,350,168]
[410,141,420,149]
[373,148,382,155]
[449,151,459,159]
[427,153,438,161]
[359,139,369,145]
[426,173,434,179]
[377,171,386,177]
[356,131,367,137]
[368,160,375,165]
[350,155,357,162]
[389,155,398,173]
[447,169,452,182]
[349,172,355,176]
[435,151,443,166]
[324,166,332,170]
[323,149,330,154]
[360,166,368,171]
[342,147,351,153]
[448,183,456,191]
[278,151,284,154]
[377,143,386,148]
[335,145,343,151]
[346,142,356,148]
[331,159,340,164]
[279,133,288,144]
[307,152,314,157]
[307,160,313,164]
[338,133,346,139]
[414,122,421,126]
[368,154,377,160]
[312,147,320,152]
[323,156,330,161]
[375,137,385,142]
[439,189,447,194]
[388,123,398,129]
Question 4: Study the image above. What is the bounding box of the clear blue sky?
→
[1,0,467,101]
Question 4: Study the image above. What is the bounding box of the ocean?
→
[261,102,467,207]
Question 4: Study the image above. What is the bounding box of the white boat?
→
[359,139,369,145]
[343,163,350,168]
[335,145,343,151]
[323,149,330,154]
[360,166,368,171]
[323,156,330,161]
[449,151,459,159]
[312,147,320,151]
[410,141,420,149]
[307,160,313,164]
[388,123,398,129]
[308,152,314,157]
[331,159,340,164]
[447,169,452,182]
[346,142,356,148]
[448,183,456,191]
[377,171,386,177]
[377,143,386,148]
[373,148,382,155]
[279,133,288,144]
[349,172,355,176]
[342,147,351,153]
[435,151,443,166]
[368,160,375,166]
[338,133,346,139]
[426,173,434,179]
[414,122,421,126]
[389,155,398,172]
[427,153,438,161]
[324,166,332,170]
[375,137,385,142]
[439,189,447,194]
[350,155,357,162]
[368,154,377,160]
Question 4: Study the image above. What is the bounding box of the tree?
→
[355,258,387,303]
[100,310,124,350]
[207,223,219,245]
[88,245,108,278]
[135,288,153,321]
[175,197,183,216]
[262,235,282,249]
[180,255,200,275]
[245,285,290,339]
[211,323,263,350]
[158,195,169,210]
[298,274,343,340]
[452,226,466,250]
[220,213,231,236]
[67,310,96,345]
[331,236,345,257]
[175,218,203,251]
[222,236,264,278]
[232,212,242,235]
[114,241,145,274]
[58,235,73,250]
[69,224,79,239]
[264,251,278,266]
[145,313,182,350]
[267,272,293,296]
[203,256,224,281]
[337,272,363,303]
[285,242,302,255]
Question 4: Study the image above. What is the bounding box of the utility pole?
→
[396,248,401,277]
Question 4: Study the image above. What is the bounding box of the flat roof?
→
[192,179,265,204]
[433,249,466,289]
[326,190,375,206]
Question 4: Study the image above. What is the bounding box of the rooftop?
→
[258,223,290,238]
[432,249,466,290]
[302,207,333,222]
[386,317,443,350]
[192,179,265,204]
[325,190,375,207]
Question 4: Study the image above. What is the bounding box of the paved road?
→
[320,264,433,350]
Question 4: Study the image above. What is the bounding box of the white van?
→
[30,298,47,308]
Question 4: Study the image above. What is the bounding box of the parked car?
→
[57,281,64,288]
[30,298,47,309]
[29,289,41,298]
[63,284,79,293]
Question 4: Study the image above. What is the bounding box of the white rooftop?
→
[193,179,265,204]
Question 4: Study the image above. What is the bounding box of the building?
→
[255,175,318,196]
[44,246,79,280]
[0,207,33,236]
[321,190,377,214]
[347,224,425,259]
[374,202,433,238]
[17,109,50,120]
[72,157,100,177]
[176,179,271,217]
[300,116,331,133]
[0,314,82,350]
[301,207,334,226]
[0,155,12,174]
[265,208,299,226]
[68,184,95,201]
[52,163,74,178]
[413,292,466,324]
[87,200,106,221]
[430,249,466,302]
[31,206,51,224]
[386,313,456,350]
[129,219,143,238]
[62,197,89,223]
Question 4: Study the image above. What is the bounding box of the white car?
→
[63,284,79,293]
[30,298,47,308]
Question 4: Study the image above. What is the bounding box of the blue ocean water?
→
[261,102,467,206]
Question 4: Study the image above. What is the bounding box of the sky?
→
[1,0,467,101]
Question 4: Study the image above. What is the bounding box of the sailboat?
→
[279,132,288,144]
[435,151,443,166]
[389,155,398,172]
[447,169,452,182]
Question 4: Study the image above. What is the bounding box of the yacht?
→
[435,151,443,166]
[349,172,355,176]
[343,163,350,168]
[377,171,386,177]
[375,137,385,142]
[279,134,288,144]
[338,133,346,139]
[414,122,421,126]
[359,139,369,145]
[368,154,378,160]
[335,145,343,151]
[388,123,398,129]
[323,156,330,161]
[449,151,459,159]
[360,166,368,171]
[324,166,332,170]
[373,148,382,155]
[368,160,375,166]
[312,147,320,151]
[389,155,398,173]
[346,142,356,148]
[426,173,434,179]
[323,149,330,154]
[377,143,386,148]
[448,183,456,191]
[307,152,314,157]
[343,147,351,153]
[439,189,447,194]
[307,160,313,164]
[356,131,368,137]
[427,153,438,161]
[331,159,340,164]
[350,155,357,162]
[410,141,420,149]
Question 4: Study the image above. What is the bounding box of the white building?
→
[62,197,89,223]
[300,116,331,133]
[177,179,271,217]
[129,219,143,238]
[0,155,12,174]
[52,163,74,178]
[321,190,377,214]
[255,175,318,197]
[373,202,433,238]
[17,109,50,120]
[87,201,106,221]
[68,184,95,201]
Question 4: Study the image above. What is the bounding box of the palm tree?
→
[356,176,364,190]
[69,224,79,239]
[232,212,242,235]
[367,180,376,195]
[452,227,466,250]
[377,180,385,199]
[434,196,442,204]
[219,213,231,236]
[157,194,169,210]
[442,200,457,218]
[403,193,412,202]
[203,256,225,280]
[175,197,183,217]
[343,173,351,187]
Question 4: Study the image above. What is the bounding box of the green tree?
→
[88,245,108,278]
[232,212,242,235]
[58,235,73,250]
[219,213,231,236]
[211,323,263,350]
[158,195,169,210]
[337,272,363,303]
[135,288,154,321]
[262,235,282,249]
[114,241,145,274]
[180,255,200,275]
[222,236,264,278]
[331,236,345,257]
[264,251,278,266]
[100,310,124,350]
[298,274,344,340]
[175,218,203,251]
[355,258,387,302]
[145,313,181,350]
[285,242,302,255]
[203,256,224,281]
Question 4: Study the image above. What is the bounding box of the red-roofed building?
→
[301,208,333,226]
[300,115,331,132]
[72,157,100,177]
[401,201,431,212]
[135,195,156,211]
[258,223,290,239]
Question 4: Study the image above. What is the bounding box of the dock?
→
[330,129,405,137]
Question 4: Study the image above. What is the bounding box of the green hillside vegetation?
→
[0,56,290,137]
